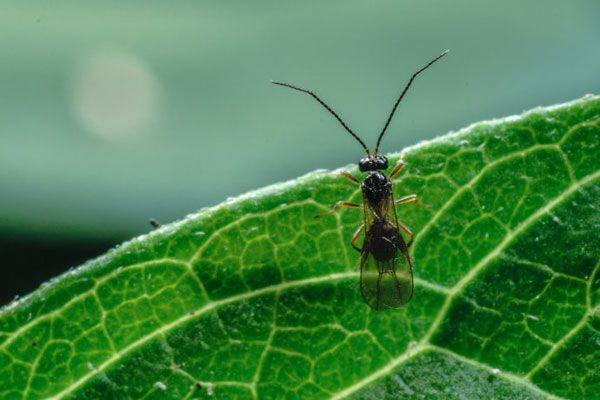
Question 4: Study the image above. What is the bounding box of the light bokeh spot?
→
[71,51,160,141]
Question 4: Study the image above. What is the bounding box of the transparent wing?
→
[360,192,413,310]
[360,247,413,310]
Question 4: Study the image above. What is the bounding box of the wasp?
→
[273,50,448,310]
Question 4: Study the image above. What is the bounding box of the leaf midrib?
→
[42,271,447,400]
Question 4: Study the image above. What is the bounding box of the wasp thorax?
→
[362,171,392,207]
[358,155,388,172]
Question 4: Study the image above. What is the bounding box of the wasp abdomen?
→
[367,220,400,262]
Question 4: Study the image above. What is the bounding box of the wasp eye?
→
[359,157,374,172]
[374,156,388,170]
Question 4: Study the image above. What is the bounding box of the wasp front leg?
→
[340,171,361,186]
[389,159,406,179]
[350,223,365,252]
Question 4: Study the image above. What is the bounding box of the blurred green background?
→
[1,0,599,303]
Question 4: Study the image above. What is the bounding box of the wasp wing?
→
[360,192,413,310]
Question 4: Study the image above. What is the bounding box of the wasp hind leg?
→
[396,219,414,248]
[350,223,365,252]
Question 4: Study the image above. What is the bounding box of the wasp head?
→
[358,155,388,172]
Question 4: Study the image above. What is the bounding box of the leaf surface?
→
[1,96,599,400]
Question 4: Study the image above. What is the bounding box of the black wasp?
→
[273,50,448,310]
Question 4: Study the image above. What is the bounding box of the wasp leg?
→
[315,201,362,219]
[350,223,365,252]
[395,194,418,206]
[396,194,432,210]
[340,171,361,186]
[335,201,362,210]
[396,219,414,247]
[376,272,383,309]
[389,159,406,179]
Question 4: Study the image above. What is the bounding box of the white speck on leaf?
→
[195,231,206,236]
[491,368,500,375]
[154,381,167,391]
[393,374,414,394]
[206,383,214,396]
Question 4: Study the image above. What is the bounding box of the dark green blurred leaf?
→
[0,96,598,399]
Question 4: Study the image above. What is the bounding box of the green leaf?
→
[1,95,599,400]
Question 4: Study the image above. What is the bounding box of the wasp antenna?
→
[374,50,449,155]
[271,80,371,155]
